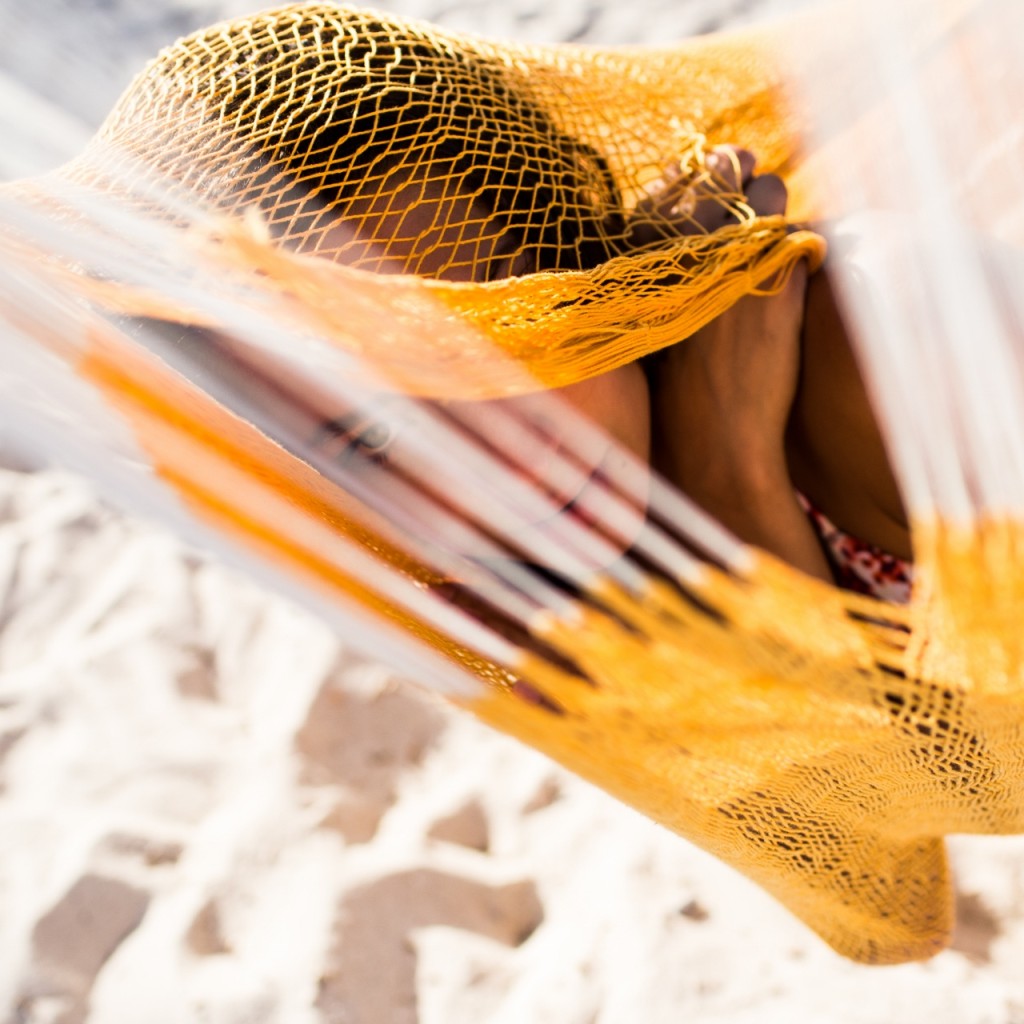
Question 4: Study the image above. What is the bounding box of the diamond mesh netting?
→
[41,3,825,396]
[3,0,1024,967]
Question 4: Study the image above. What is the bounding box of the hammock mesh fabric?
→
[7,0,1023,966]
[54,3,825,397]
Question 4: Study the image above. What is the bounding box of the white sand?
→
[3,468,1024,1022]
[4,1,1024,1021]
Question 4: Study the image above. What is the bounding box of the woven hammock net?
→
[35,1,828,399]
[2,0,1024,967]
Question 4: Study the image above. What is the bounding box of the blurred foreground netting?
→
[1,0,1024,965]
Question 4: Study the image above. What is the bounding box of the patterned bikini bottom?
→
[796,493,913,605]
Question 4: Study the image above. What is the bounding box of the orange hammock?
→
[1,0,1022,965]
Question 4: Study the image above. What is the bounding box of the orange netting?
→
[4,0,1022,966]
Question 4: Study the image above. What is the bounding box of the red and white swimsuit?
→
[797,493,913,605]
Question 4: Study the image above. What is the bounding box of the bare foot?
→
[628,144,786,245]
[650,259,833,580]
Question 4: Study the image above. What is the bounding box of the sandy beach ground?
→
[4,1,1024,1022]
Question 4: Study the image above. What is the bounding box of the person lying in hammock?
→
[637,159,914,603]
[230,128,910,602]
[92,6,912,604]
[32,4,1019,968]
[212,136,911,604]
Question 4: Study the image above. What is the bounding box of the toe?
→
[744,173,788,218]
[689,146,761,232]
[706,145,757,193]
